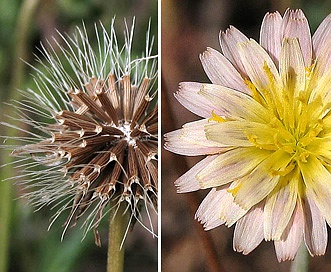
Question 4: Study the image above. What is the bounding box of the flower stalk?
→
[290,243,309,272]
[107,204,129,272]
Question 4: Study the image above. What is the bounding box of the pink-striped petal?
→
[174,155,219,193]
[219,26,249,76]
[279,38,306,99]
[196,185,248,230]
[264,172,298,241]
[232,149,293,210]
[281,9,312,66]
[164,119,225,156]
[234,202,264,255]
[260,11,282,66]
[303,196,327,256]
[175,82,220,118]
[200,47,250,94]
[274,202,304,261]
[238,39,282,96]
[312,13,331,58]
[299,156,331,226]
[308,41,331,94]
[205,121,255,147]
[196,147,269,189]
[199,83,271,123]
[195,187,227,230]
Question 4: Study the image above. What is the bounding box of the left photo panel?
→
[0,1,158,272]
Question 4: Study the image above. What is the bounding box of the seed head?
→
[3,19,158,245]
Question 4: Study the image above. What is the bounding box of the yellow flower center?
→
[244,62,329,177]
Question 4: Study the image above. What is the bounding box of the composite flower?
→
[3,20,158,245]
[165,9,331,261]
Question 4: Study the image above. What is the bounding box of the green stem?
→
[290,243,309,272]
[107,204,129,272]
[11,0,40,93]
[0,1,40,271]
[0,178,13,272]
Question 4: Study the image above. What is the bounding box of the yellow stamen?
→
[269,163,295,176]
[263,62,276,91]
[244,78,264,105]
[227,182,242,197]
[305,60,316,80]
[208,110,226,123]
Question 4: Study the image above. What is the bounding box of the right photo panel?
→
[162,1,331,271]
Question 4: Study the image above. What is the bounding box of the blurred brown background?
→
[161,0,331,271]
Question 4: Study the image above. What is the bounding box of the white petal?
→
[233,201,264,255]
[274,202,304,262]
[164,119,225,156]
[219,26,249,76]
[200,47,250,93]
[174,155,219,193]
[260,11,282,66]
[196,147,269,189]
[175,82,222,118]
[281,9,312,66]
[303,196,327,256]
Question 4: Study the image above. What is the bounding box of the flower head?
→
[165,9,331,261]
[3,19,157,245]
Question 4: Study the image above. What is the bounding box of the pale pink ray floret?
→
[164,8,331,261]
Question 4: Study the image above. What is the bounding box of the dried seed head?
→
[3,19,157,245]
